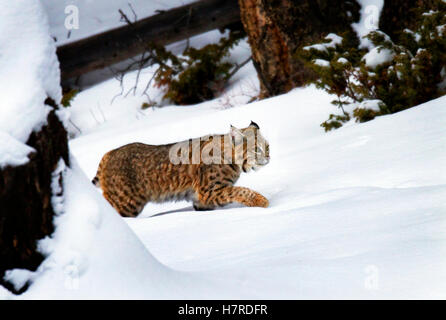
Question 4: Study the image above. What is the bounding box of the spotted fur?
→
[93,122,270,217]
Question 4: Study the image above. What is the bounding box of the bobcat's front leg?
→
[228,186,269,208]
[195,186,269,210]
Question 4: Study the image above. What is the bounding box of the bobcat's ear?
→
[230,125,244,143]
[250,121,260,129]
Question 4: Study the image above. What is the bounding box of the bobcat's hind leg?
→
[195,186,269,210]
[103,190,144,217]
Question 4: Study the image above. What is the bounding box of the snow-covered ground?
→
[60,60,446,299]
[2,0,446,300]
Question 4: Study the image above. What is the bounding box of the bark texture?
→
[238,0,360,98]
[0,99,69,293]
[379,0,437,40]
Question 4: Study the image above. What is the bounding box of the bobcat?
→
[92,121,270,217]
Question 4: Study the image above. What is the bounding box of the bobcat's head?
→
[230,121,270,172]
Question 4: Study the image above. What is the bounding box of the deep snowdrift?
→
[2,0,445,300]
[66,78,446,298]
[4,75,446,299]
[14,159,234,299]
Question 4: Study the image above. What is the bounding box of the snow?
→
[358,99,383,112]
[363,47,395,69]
[0,132,35,169]
[404,28,422,43]
[42,0,198,46]
[64,70,446,298]
[423,10,438,16]
[13,158,182,299]
[313,59,330,67]
[303,33,343,52]
[2,0,446,300]
[6,94,446,298]
[352,0,384,49]
[7,157,251,299]
[0,0,61,169]
[325,33,344,46]
[0,285,11,300]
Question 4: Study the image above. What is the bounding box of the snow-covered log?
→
[57,0,241,82]
[0,1,68,293]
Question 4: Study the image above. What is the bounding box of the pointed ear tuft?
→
[250,121,260,129]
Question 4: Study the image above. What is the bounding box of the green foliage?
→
[353,105,381,123]
[320,113,351,131]
[150,30,244,105]
[61,88,78,107]
[299,0,446,131]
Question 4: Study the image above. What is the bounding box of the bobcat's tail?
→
[92,152,110,188]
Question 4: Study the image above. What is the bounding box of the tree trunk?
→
[379,0,436,40]
[0,98,69,293]
[238,0,360,98]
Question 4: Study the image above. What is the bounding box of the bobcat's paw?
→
[253,194,269,208]
[193,204,216,211]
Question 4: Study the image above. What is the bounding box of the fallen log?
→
[57,0,241,81]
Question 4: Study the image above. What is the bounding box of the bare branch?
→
[227,56,252,80]
[119,9,134,26]
[128,2,138,21]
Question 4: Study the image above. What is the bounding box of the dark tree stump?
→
[0,98,69,293]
